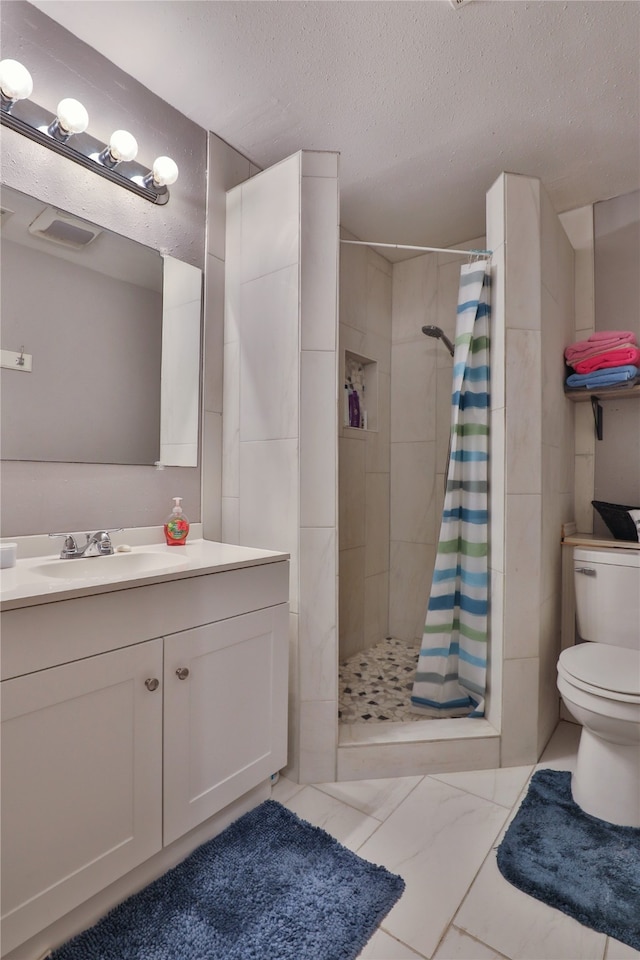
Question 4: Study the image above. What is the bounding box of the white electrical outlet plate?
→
[1,348,33,372]
[448,0,474,8]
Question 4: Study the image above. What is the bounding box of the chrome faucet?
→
[49,529,123,559]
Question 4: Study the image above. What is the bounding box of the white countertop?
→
[0,538,289,611]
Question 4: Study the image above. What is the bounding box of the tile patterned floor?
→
[339,637,426,723]
[273,722,640,960]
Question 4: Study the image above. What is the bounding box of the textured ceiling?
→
[27,1,640,253]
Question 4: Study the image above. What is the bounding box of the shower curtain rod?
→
[340,239,493,258]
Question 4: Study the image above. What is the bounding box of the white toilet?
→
[557,545,640,827]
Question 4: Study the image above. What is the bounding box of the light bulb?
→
[108,129,138,163]
[0,59,33,102]
[56,98,88,135]
[151,156,178,186]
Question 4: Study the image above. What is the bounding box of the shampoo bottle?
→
[349,388,361,428]
[164,497,190,546]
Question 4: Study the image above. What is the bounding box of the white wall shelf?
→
[564,383,640,402]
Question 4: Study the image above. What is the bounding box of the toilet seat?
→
[558,643,640,703]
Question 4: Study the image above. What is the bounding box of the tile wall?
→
[539,185,577,751]
[338,235,392,660]
[222,152,340,783]
[488,174,576,765]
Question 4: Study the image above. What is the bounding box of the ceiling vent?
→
[28,207,102,249]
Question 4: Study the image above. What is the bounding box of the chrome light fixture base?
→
[1,96,171,205]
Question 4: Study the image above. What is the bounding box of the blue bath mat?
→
[497,768,640,950]
[51,799,404,960]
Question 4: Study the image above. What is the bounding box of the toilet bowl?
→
[557,643,640,826]
[557,546,640,827]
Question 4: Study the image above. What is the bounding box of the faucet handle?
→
[48,533,79,558]
[89,528,124,555]
[91,528,124,541]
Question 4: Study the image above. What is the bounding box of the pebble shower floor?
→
[338,637,428,723]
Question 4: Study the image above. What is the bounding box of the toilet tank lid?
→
[574,546,640,568]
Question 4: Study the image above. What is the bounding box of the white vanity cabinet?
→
[0,551,289,958]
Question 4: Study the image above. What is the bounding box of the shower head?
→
[421,325,454,358]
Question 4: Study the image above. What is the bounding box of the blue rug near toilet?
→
[50,799,405,960]
[497,768,640,950]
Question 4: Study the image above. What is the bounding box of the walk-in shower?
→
[338,238,492,731]
[422,324,454,357]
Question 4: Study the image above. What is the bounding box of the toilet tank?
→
[574,546,640,650]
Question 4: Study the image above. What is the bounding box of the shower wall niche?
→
[344,352,378,431]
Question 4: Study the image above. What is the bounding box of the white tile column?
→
[223,151,340,783]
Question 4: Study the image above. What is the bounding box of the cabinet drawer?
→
[1,560,289,680]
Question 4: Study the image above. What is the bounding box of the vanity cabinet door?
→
[163,604,289,845]
[0,639,163,955]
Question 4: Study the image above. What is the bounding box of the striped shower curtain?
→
[411,262,490,718]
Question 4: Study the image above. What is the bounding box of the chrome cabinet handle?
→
[145,678,160,691]
[575,567,596,577]
[176,667,190,680]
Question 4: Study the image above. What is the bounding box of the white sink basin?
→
[32,551,190,581]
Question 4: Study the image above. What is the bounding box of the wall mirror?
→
[0,183,202,467]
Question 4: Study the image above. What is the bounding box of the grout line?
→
[347,776,428,849]
[446,795,516,938]
[450,924,512,960]
[372,926,431,959]
[310,781,417,823]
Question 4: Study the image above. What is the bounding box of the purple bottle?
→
[349,388,361,428]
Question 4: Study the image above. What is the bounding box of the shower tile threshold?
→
[337,719,500,780]
[338,716,498,746]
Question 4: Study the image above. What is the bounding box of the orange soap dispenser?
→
[164,497,190,546]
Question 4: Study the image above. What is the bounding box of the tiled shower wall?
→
[223,152,340,784]
[388,239,486,644]
[488,173,575,765]
[338,236,392,661]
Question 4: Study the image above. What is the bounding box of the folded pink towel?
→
[565,342,632,363]
[589,330,636,341]
[573,346,640,374]
[564,331,637,363]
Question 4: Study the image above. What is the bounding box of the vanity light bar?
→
[0,60,178,205]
